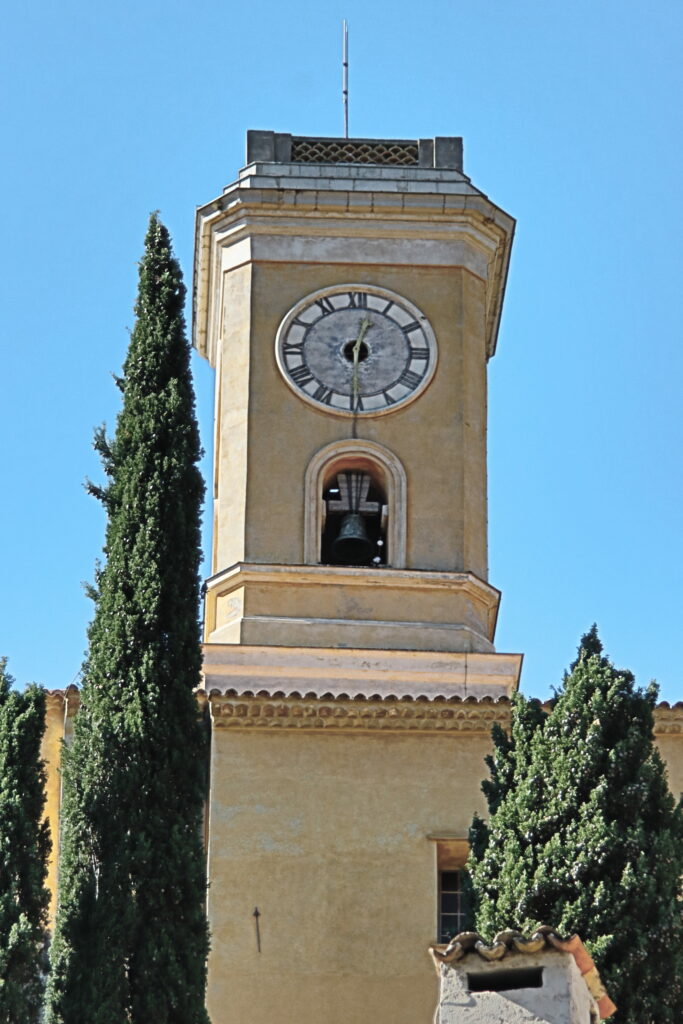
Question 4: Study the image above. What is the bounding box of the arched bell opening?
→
[321,469,388,567]
[304,440,407,568]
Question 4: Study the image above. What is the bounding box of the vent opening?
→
[466,967,543,993]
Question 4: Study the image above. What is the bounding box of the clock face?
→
[275,285,437,415]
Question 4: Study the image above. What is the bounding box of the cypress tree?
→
[46,215,210,1024]
[0,658,50,1023]
[468,627,683,1023]
[465,693,547,927]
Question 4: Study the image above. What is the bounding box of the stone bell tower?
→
[193,131,520,1024]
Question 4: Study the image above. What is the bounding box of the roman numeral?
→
[382,390,397,406]
[382,301,394,315]
[408,345,429,360]
[291,316,309,328]
[315,296,335,316]
[283,340,304,355]
[313,384,334,405]
[290,365,314,386]
[347,291,368,308]
[398,369,422,389]
[401,320,421,334]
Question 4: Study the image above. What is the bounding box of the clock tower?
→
[194,131,520,1024]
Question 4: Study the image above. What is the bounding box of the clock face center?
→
[342,339,370,363]
[304,309,407,395]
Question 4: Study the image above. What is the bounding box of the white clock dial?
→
[275,285,437,416]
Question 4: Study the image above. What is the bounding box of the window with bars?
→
[439,870,465,943]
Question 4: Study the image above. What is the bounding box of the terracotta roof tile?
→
[431,926,616,1020]
[201,685,512,704]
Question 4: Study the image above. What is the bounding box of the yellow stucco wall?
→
[203,708,683,1024]
[41,689,683,1012]
[656,734,683,799]
[205,722,493,1024]
[42,694,66,926]
[213,262,489,581]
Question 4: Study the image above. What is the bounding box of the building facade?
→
[40,132,683,1024]
[193,131,520,1024]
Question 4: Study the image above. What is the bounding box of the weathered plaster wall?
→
[213,260,489,579]
[205,725,492,1024]
[42,693,66,926]
[40,697,683,947]
[435,952,595,1024]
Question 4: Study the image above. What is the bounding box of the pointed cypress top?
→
[569,622,604,671]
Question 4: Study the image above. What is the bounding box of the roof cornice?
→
[206,691,511,734]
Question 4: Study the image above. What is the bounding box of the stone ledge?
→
[201,643,521,700]
[205,561,502,594]
[204,564,504,655]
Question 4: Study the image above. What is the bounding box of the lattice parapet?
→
[291,138,418,166]
[245,130,463,171]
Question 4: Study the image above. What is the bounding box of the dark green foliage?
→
[46,215,210,1024]
[468,627,683,1023]
[0,658,50,1023]
[464,695,548,929]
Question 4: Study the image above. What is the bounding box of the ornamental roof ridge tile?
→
[430,926,616,1020]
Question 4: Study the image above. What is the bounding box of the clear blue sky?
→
[2,0,681,702]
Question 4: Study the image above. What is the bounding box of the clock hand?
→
[351,316,372,406]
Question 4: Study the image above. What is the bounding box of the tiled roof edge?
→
[430,926,616,1019]
[199,688,512,704]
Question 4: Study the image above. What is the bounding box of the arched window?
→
[304,440,407,567]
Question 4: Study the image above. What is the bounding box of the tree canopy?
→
[468,626,683,1023]
[46,215,210,1024]
[0,658,50,1023]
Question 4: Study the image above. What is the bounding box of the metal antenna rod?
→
[342,20,349,138]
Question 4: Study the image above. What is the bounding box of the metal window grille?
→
[439,870,465,942]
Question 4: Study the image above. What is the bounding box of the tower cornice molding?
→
[206,692,513,734]
[39,686,683,737]
[193,175,514,367]
[652,705,683,734]
[205,561,502,597]
[203,562,503,651]
[200,641,521,702]
[204,691,683,739]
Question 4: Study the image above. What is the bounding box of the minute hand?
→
[351,316,372,405]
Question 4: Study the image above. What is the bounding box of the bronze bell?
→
[331,512,374,564]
